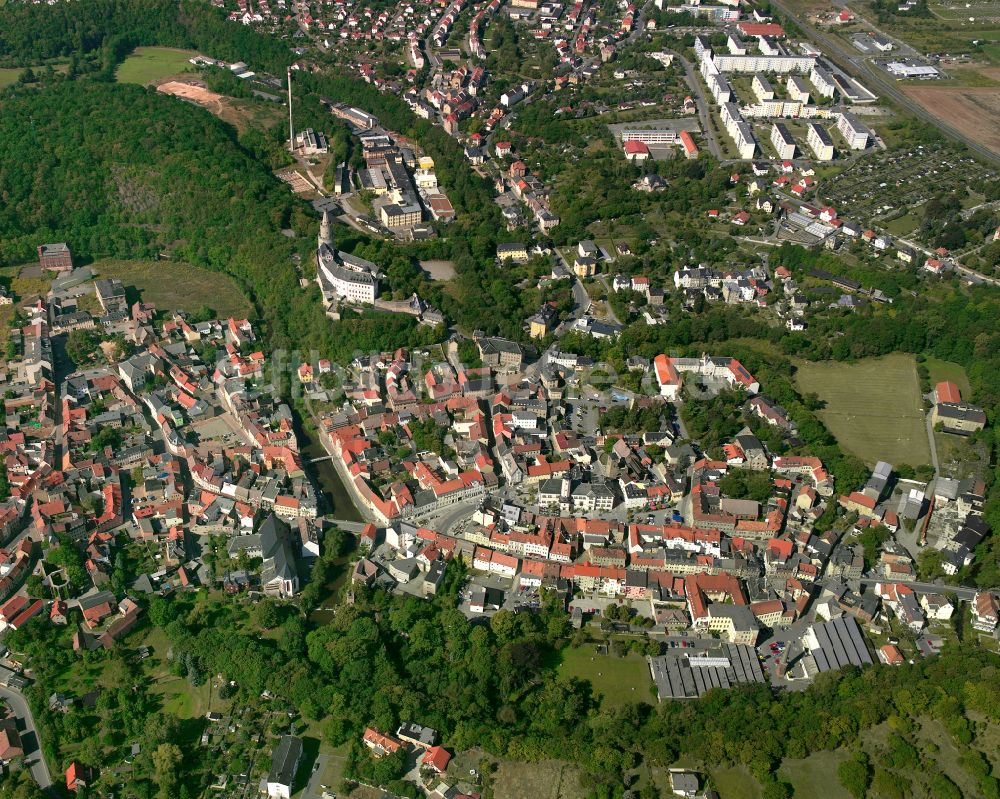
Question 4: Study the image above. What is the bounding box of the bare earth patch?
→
[901,85,1000,155]
[157,79,224,106]
[419,259,457,280]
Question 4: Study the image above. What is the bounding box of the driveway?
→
[0,686,53,790]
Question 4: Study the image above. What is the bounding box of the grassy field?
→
[0,64,68,89]
[493,760,584,799]
[795,353,931,467]
[710,765,762,799]
[778,751,852,799]
[116,46,198,85]
[140,626,223,719]
[90,258,253,319]
[884,211,920,236]
[923,356,971,396]
[0,68,24,89]
[556,645,654,708]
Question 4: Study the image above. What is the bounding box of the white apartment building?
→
[733,120,757,159]
[711,53,815,73]
[744,99,804,118]
[770,122,796,159]
[752,73,774,101]
[708,72,732,103]
[621,128,680,145]
[809,64,836,98]
[837,112,870,150]
[720,101,743,129]
[806,122,834,160]
[787,75,811,103]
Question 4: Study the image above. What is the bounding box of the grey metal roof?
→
[649,644,765,699]
[268,735,302,788]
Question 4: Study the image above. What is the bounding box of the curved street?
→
[0,685,53,791]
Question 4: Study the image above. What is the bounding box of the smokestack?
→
[287,67,294,153]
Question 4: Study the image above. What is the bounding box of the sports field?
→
[556,646,654,708]
[795,353,931,467]
[90,258,253,319]
[116,46,198,85]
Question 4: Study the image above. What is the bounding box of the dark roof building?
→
[804,615,872,673]
[266,735,303,799]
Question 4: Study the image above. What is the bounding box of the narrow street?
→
[0,686,53,791]
[924,410,940,477]
[673,51,723,161]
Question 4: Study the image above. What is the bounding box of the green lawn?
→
[884,212,920,236]
[914,718,986,798]
[0,68,24,89]
[778,750,852,799]
[710,765,762,799]
[141,625,227,720]
[0,63,69,89]
[115,46,198,85]
[556,645,654,708]
[795,353,932,467]
[923,356,971,397]
[90,258,253,319]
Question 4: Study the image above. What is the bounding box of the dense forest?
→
[0,79,366,359]
[0,0,293,73]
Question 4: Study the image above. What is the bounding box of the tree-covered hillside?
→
[0,79,346,354]
[0,0,530,342]
[0,0,292,73]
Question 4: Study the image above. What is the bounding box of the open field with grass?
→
[139,626,227,719]
[0,63,69,89]
[884,211,921,236]
[116,46,198,85]
[710,765,762,799]
[923,356,971,396]
[0,67,23,89]
[795,353,931,466]
[556,645,654,708]
[778,750,852,799]
[90,258,253,319]
[419,259,456,280]
[493,760,585,799]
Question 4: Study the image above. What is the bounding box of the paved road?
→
[572,277,593,319]
[302,753,332,799]
[0,687,52,790]
[673,51,723,160]
[924,410,940,476]
[768,0,1000,165]
[858,577,978,601]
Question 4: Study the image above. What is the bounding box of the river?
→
[295,414,364,523]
